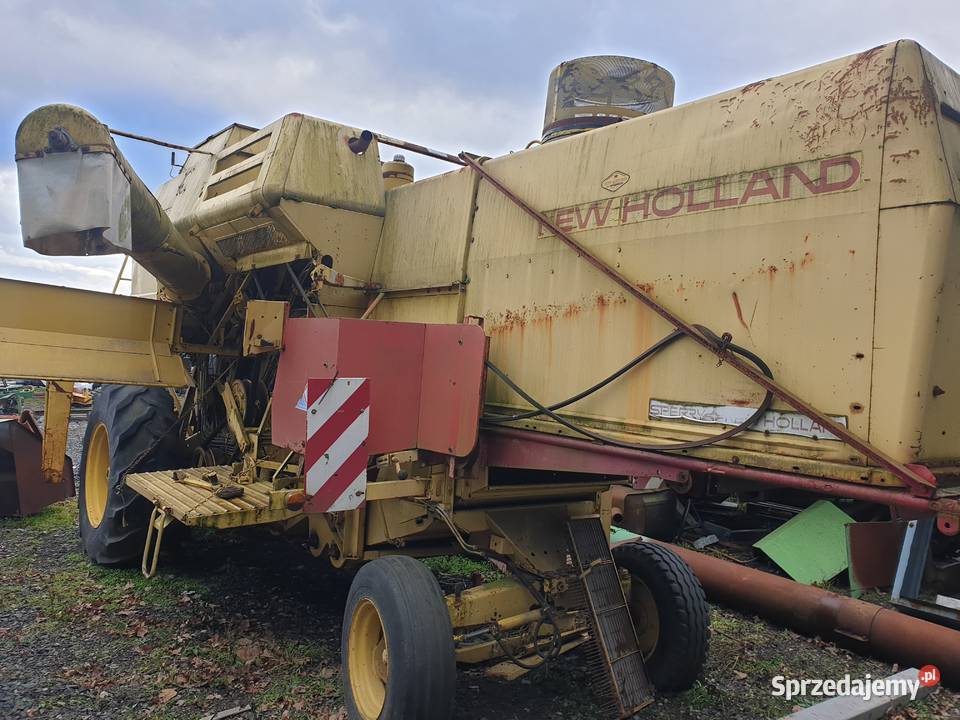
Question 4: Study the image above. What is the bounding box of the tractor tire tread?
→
[342,556,455,720]
[79,385,177,566]
[613,540,709,692]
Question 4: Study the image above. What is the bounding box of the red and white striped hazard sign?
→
[305,377,370,512]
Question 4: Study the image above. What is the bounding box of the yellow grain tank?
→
[370,40,960,487]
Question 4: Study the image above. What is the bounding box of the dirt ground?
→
[1,499,958,720]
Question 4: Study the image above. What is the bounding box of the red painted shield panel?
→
[419,323,488,455]
[273,318,486,457]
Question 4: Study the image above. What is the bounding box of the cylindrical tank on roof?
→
[382,154,414,190]
[542,56,675,143]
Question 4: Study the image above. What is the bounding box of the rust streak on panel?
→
[731,292,748,330]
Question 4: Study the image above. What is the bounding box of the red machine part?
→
[485,427,960,532]
[939,513,959,536]
[0,413,75,517]
[273,318,487,457]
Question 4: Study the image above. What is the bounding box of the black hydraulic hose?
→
[482,329,775,452]
[484,329,685,423]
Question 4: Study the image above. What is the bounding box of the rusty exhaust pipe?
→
[643,540,960,687]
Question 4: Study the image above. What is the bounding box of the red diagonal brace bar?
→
[460,152,934,492]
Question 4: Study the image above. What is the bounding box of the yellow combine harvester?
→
[3,40,960,719]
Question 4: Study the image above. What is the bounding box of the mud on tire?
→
[78,385,180,566]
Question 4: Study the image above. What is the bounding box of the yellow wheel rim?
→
[629,578,660,660]
[348,598,389,719]
[84,423,110,529]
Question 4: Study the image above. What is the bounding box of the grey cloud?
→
[1,0,958,290]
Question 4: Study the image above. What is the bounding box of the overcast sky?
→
[2,0,958,292]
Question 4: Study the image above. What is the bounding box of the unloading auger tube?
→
[14,104,211,302]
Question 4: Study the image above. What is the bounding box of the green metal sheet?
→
[610,525,642,544]
[754,500,855,585]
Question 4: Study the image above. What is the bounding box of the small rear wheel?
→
[613,541,709,692]
[342,556,455,720]
[78,385,180,565]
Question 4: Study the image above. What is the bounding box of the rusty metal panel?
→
[403,40,955,479]
[272,318,485,457]
[872,205,960,462]
[879,43,957,209]
[463,46,895,471]
[846,521,908,595]
[0,417,74,517]
[359,40,960,482]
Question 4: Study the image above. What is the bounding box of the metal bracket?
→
[891,517,960,627]
[41,381,74,483]
[142,506,172,579]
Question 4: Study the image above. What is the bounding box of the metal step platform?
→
[125,466,302,529]
[568,516,653,719]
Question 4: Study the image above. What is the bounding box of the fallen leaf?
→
[235,640,261,663]
[157,688,178,704]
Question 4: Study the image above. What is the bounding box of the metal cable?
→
[482,326,775,452]
[483,329,684,423]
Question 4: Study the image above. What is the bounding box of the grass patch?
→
[3,547,211,635]
[257,665,339,710]
[421,554,501,582]
[0,498,78,530]
[89,564,210,611]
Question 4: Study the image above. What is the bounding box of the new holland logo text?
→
[538,153,862,237]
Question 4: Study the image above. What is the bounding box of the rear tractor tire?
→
[78,385,180,566]
[342,556,456,720]
[613,540,709,692]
